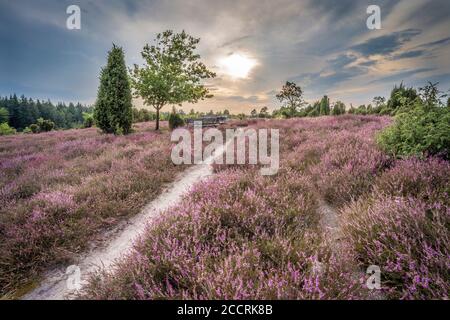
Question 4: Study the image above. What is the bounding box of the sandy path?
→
[317,198,385,300]
[22,142,229,300]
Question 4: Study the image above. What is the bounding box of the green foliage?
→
[132,108,155,123]
[168,110,185,130]
[37,118,55,132]
[377,103,450,159]
[94,44,133,135]
[0,94,92,131]
[22,127,32,134]
[331,101,346,115]
[276,81,306,118]
[131,30,216,130]
[0,122,16,135]
[319,95,330,115]
[29,124,39,133]
[82,112,94,128]
[386,83,418,115]
[0,107,9,123]
[259,106,269,118]
[307,107,319,117]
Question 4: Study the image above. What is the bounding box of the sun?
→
[218,53,258,79]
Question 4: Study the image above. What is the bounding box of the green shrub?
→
[82,112,94,128]
[37,118,55,132]
[168,112,185,130]
[22,127,32,134]
[0,123,16,135]
[0,107,9,124]
[30,124,40,133]
[377,103,450,159]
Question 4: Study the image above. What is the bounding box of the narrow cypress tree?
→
[319,95,330,115]
[94,44,132,134]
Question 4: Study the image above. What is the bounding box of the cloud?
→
[1,0,449,112]
[370,68,435,84]
[416,36,450,49]
[350,29,422,57]
[391,49,427,60]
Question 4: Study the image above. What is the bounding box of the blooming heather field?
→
[0,122,186,297]
[82,116,449,300]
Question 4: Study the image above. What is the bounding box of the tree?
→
[259,106,269,118]
[386,83,418,115]
[276,81,306,118]
[94,44,133,135]
[319,95,330,115]
[0,107,8,123]
[373,96,386,108]
[250,109,258,118]
[131,30,216,130]
[419,82,447,108]
[331,101,346,115]
[168,107,185,130]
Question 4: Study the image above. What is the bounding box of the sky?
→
[1,0,449,114]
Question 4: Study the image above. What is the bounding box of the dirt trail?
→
[317,199,343,253]
[317,198,385,300]
[22,142,230,300]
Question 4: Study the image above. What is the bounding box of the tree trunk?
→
[155,107,160,130]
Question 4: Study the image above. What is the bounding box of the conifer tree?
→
[94,44,133,134]
[319,95,330,115]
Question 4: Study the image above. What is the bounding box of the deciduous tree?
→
[131,30,216,130]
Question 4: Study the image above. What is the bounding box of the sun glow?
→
[218,53,258,79]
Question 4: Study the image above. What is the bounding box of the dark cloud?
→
[327,54,358,69]
[391,49,427,60]
[350,29,422,57]
[415,37,450,50]
[218,35,253,49]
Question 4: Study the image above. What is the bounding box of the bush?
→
[377,103,450,159]
[30,124,40,133]
[168,112,185,130]
[83,113,94,128]
[22,127,32,134]
[37,118,55,132]
[0,123,16,135]
[0,107,9,123]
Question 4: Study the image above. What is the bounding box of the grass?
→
[0,122,187,297]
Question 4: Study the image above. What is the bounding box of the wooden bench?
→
[186,116,228,127]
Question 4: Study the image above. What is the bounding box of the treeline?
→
[266,81,449,119]
[0,94,93,131]
[132,107,233,123]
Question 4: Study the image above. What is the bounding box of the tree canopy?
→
[276,81,306,118]
[130,30,216,130]
[94,44,133,135]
